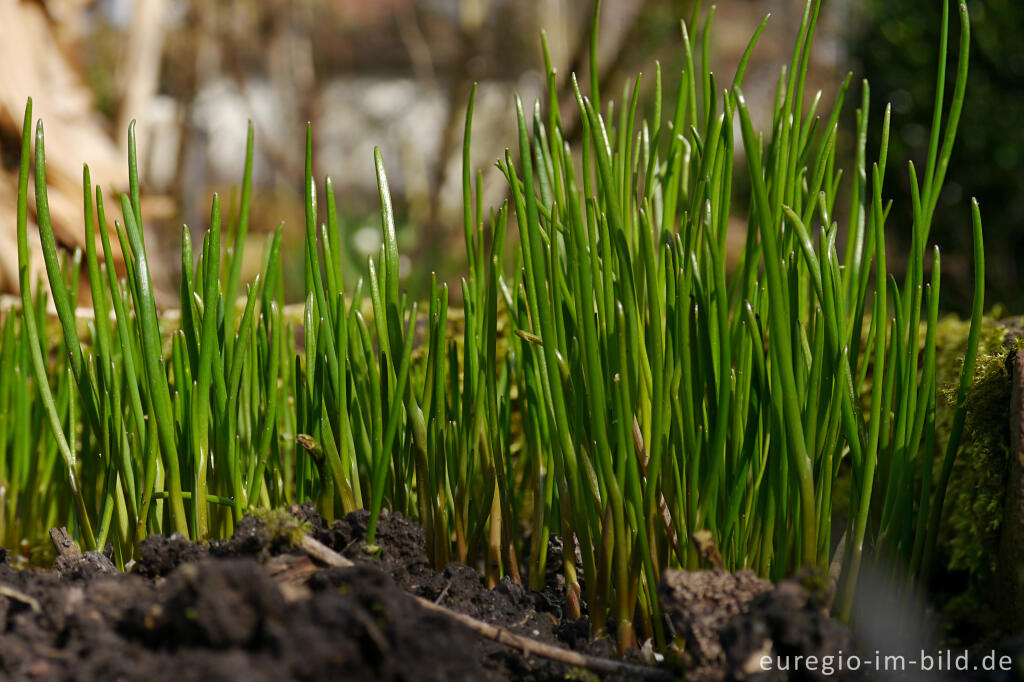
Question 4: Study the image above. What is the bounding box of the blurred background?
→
[0,0,1019,313]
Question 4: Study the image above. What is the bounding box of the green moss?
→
[251,507,313,548]
[933,309,1021,585]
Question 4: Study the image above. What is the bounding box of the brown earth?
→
[0,508,642,681]
[2,506,1014,681]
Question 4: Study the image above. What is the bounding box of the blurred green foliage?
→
[852,0,1024,312]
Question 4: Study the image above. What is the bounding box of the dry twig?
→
[0,584,41,613]
[296,534,671,679]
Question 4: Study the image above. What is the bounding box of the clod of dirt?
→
[720,579,857,681]
[132,532,209,578]
[319,508,430,583]
[659,569,772,680]
[55,550,117,581]
[121,558,288,648]
[210,514,271,558]
[2,551,487,680]
[659,569,860,681]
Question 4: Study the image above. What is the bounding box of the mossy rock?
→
[935,312,1019,578]
[932,309,1023,633]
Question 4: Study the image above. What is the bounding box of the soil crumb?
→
[659,569,863,681]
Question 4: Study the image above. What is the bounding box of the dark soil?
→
[4,506,1006,681]
[0,507,633,681]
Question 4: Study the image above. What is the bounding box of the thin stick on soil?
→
[297,535,672,680]
[0,584,41,613]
